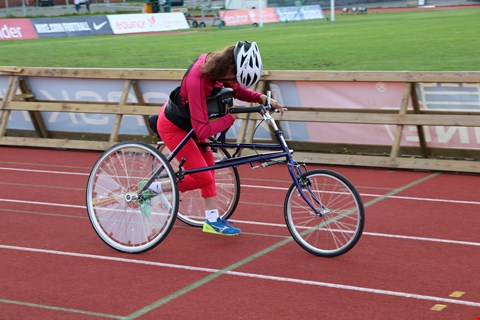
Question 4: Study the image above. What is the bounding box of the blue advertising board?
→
[31,16,113,38]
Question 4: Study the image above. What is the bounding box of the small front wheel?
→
[284,169,364,257]
[86,141,179,253]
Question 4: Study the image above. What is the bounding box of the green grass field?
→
[2,8,479,71]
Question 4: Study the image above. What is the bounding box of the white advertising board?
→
[225,0,267,10]
[107,13,189,35]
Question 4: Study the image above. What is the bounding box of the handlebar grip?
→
[228,106,264,114]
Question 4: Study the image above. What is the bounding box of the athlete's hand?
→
[270,98,286,116]
[260,94,286,115]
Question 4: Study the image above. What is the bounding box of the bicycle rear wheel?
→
[86,141,179,253]
[284,169,364,257]
[158,144,240,227]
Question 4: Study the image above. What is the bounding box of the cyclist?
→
[144,41,284,236]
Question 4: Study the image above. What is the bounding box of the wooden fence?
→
[1,67,479,173]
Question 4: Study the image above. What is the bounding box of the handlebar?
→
[228,91,278,114]
[228,105,265,114]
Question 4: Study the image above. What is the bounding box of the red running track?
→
[1,146,479,319]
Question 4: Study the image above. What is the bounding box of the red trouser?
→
[157,108,216,198]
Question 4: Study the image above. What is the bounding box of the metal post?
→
[330,0,335,21]
[258,0,264,27]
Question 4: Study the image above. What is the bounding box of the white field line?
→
[1,244,480,308]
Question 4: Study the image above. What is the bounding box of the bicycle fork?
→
[264,113,328,217]
[288,163,329,217]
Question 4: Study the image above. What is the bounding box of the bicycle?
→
[86,92,365,257]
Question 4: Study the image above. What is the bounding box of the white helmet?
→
[234,41,262,88]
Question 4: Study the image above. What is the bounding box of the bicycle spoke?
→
[86,142,178,253]
[285,170,364,257]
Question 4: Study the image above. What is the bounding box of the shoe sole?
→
[202,224,240,236]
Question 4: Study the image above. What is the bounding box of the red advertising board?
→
[0,19,38,40]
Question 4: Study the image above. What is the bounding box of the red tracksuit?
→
[157,53,262,198]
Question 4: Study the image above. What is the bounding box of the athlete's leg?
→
[157,109,215,194]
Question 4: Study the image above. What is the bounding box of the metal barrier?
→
[1,67,479,173]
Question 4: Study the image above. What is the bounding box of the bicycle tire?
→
[86,141,179,253]
[284,169,364,257]
[158,144,240,227]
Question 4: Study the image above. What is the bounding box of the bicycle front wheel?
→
[86,141,179,253]
[158,144,240,227]
[284,169,364,257]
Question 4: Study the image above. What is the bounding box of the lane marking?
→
[431,304,447,311]
[242,184,480,205]
[0,298,123,319]
[2,244,480,312]
[232,220,480,247]
[0,198,85,209]
[124,172,447,318]
[359,231,480,247]
[1,203,479,247]
[362,193,480,205]
[450,291,466,298]
[2,165,479,318]
[0,167,88,176]
[362,172,441,207]
[1,167,479,205]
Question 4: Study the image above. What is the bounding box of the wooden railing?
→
[1,67,479,173]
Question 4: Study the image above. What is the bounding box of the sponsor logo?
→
[93,21,108,30]
[220,8,279,26]
[114,17,155,30]
[0,19,37,40]
[108,13,189,34]
[34,22,92,34]
[0,24,23,39]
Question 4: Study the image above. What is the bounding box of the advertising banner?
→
[3,77,179,135]
[270,81,480,149]
[298,5,325,20]
[219,8,279,26]
[31,16,113,38]
[275,7,304,22]
[275,5,325,22]
[107,13,189,35]
[0,19,38,41]
[2,75,478,149]
[225,0,267,10]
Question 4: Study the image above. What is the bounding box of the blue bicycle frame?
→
[142,101,325,216]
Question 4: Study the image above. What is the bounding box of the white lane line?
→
[362,193,480,205]
[0,198,85,209]
[242,184,480,205]
[232,219,480,247]
[0,167,88,176]
[1,244,479,308]
[1,166,478,205]
[1,199,479,247]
